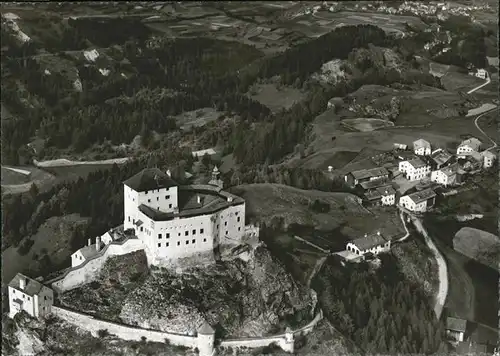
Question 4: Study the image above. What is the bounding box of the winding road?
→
[474,108,498,151]
[411,216,448,319]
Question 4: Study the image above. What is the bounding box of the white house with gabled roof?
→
[346,231,392,256]
[398,158,431,181]
[430,163,459,187]
[456,138,482,158]
[8,273,54,319]
[481,150,496,168]
[413,139,432,156]
[399,188,436,212]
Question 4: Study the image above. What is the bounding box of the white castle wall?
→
[50,306,209,354]
[48,238,144,293]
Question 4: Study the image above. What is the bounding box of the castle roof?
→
[76,244,100,260]
[431,150,452,166]
[8,273,45,296]
[198,321,215,335]
[350,167,389,180]
[438,163,458,177]
[123,168,177,192]
[138,185,244,222]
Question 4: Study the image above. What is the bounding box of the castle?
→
[71,166,259,267]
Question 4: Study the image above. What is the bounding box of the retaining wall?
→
[51,306,198,347]
[48,238,144,293]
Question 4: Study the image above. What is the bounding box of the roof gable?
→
[123,168,178,192]
[8,273,45,296]
[447,317,467,332]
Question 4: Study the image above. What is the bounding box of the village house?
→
[429,148,453,170]
[430,163,460,187]
[8,273,54,319]
[456,138,482,158]
[471,68,487,80]
[399,188,436,213]
[344,167,389,188]
[481,150,496,168]
[446,317,467,342]
[393,143,408,150]
[413,139,432,156]
[461,151,483,171]
[346,231,392,257]
[398,158,431,181]
[363,185,396,207]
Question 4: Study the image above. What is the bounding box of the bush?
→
[310,199,331,213]
[18,239,34,256]
[97,329,109,338]
[261,342,281,354]
[141,336,147,343]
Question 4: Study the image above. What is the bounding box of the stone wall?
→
[51,306,203,352]
[219,310,323,352]
[47,238,144,293]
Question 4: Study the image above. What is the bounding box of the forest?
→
[312,255,444,354]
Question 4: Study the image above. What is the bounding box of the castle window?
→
[237,217,241,222]
[166,242,169,247]
[186,240,189,245]
[192,229,196,235]
[224,221,227,226]
[204,238,207,242]
[145,191,148,194]
[216,224,219,229]
[177,241,180,246]
[157,197,159,201]
[235,212,239,216]
[158,233,162,239]
[169,204,172,208]
[185,231,189,236]
[140,227,143,232]
[200,228,204,234]
[238,227,241,231]
[192,239,195,244]
[165,195,170,199]
[178,233,181,236]
[148,199,151,203]
[166,233,170,238]
[158,243,161,247]
[128,216,131,222]
[226,230,228,235]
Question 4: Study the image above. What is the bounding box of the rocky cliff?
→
[59,245,315,338]
[120,245,315,337]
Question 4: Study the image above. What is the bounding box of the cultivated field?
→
[440,71,485,92]
[1,166,56,195]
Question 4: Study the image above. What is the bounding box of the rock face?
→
[453,227,500,271]
[119,246,315,337]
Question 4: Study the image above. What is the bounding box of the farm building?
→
[456,138,482,158]
[398,158,431,181]
[8,273,54,320]
[413,139,432,156]
[393,143,408,150]
[192,148,217,158]
[446,317,467,342]
[460,151,483,171]
[430,163,460,187]
[429,149,453,170]
[363,185,396,207]
[481,150,496,168]
[344,167,389,188]
[346,231,392,257]
[399,188,436,212]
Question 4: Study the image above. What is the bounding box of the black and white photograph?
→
[1,1,499,355]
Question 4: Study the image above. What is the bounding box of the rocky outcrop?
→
[120,246,315,337]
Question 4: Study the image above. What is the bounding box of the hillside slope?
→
[453,227,500,271]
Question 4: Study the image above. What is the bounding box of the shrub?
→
[18,239,34,256]
[141,336,147,343]
[164,338,170,345]
[97,329,109,338]
[261,342,281,354]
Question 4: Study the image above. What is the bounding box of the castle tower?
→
[197,321,215,356]
[208,166,223,189]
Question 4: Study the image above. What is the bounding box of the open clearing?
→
[441,71,485,92]
[1,166,56,195]
[341,118,394,132]
[453,227,500,271]
[466,103,497,117]
[247,83,306,113]
[174,107,224,130]
[1,214,90,290]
